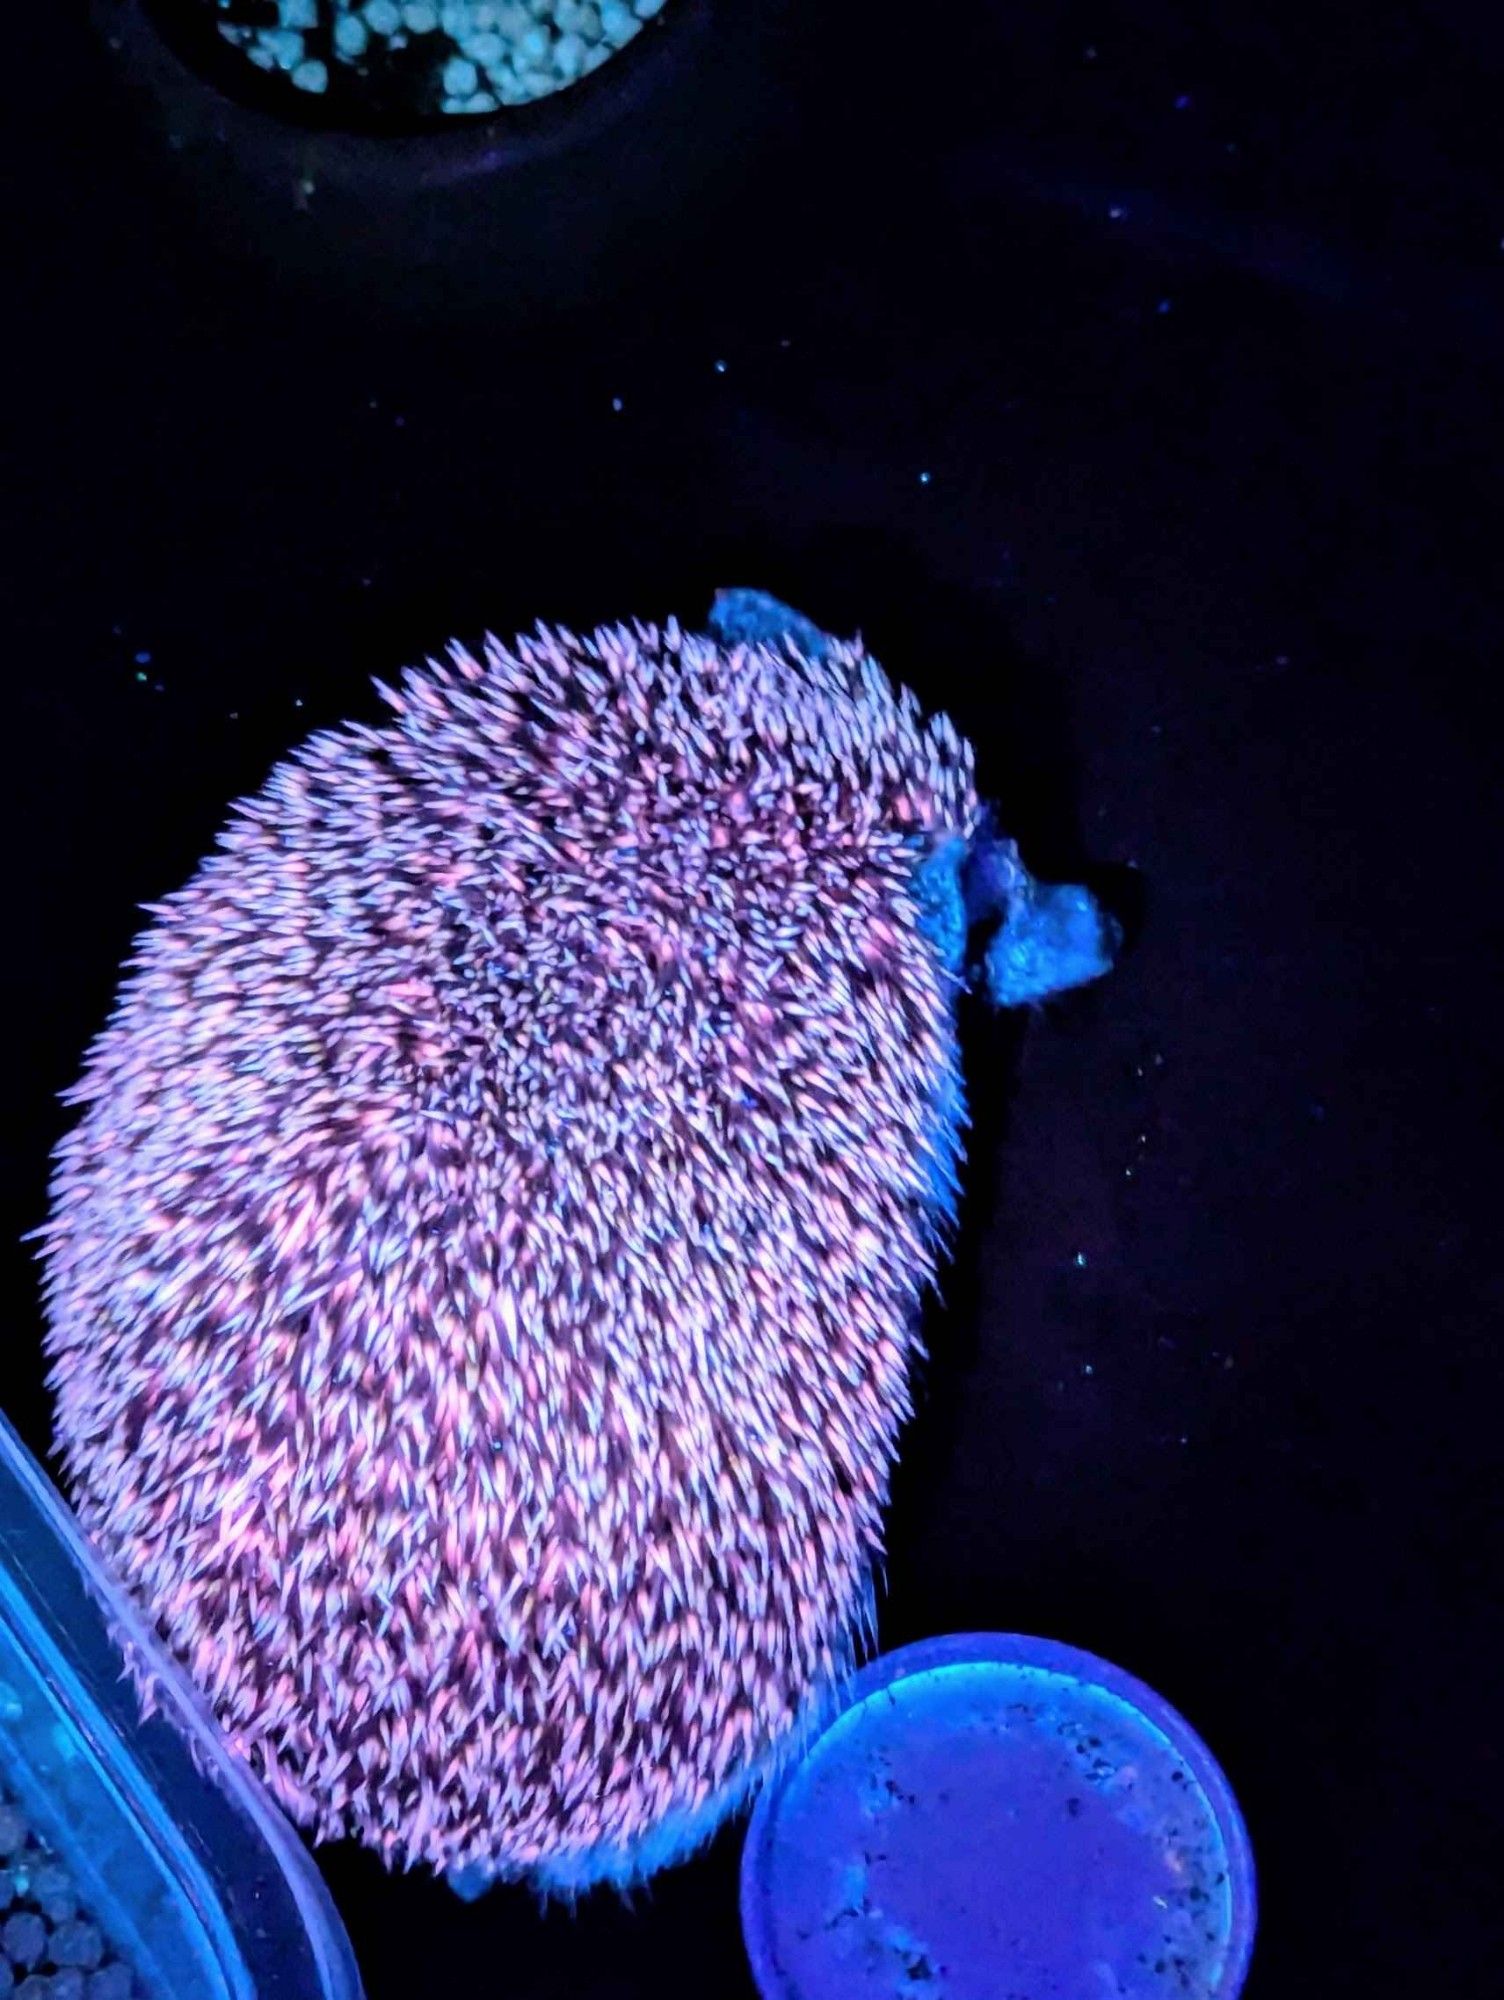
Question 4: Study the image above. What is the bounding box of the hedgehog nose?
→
[982,880,1121,1008]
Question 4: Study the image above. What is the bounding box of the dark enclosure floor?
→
[3,4,1499,1996]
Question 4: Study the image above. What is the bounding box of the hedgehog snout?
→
[961,815,1121,1008]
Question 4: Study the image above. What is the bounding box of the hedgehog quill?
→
[34,591,1117,1896]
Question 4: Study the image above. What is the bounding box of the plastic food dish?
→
[0,1408,364,2000]
[740,1631,1256,2000]
[89,0,798,324]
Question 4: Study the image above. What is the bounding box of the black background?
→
[3,3,1500,1995]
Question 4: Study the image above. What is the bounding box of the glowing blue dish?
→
[741,1632,1256,2000]
[0,1410,364,2000]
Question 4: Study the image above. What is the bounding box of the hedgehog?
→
[32,589,1116,1897]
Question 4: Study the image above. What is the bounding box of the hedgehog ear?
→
[961,812,1027,924]
[706,588,834,663]
[445,1863,494,1902]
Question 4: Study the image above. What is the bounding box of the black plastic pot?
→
[93,0,802,324]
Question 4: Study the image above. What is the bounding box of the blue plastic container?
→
[741,1631,1256,2000]
[0,1408,364,2000]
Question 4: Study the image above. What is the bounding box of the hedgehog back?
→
[38,619,980,1883]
